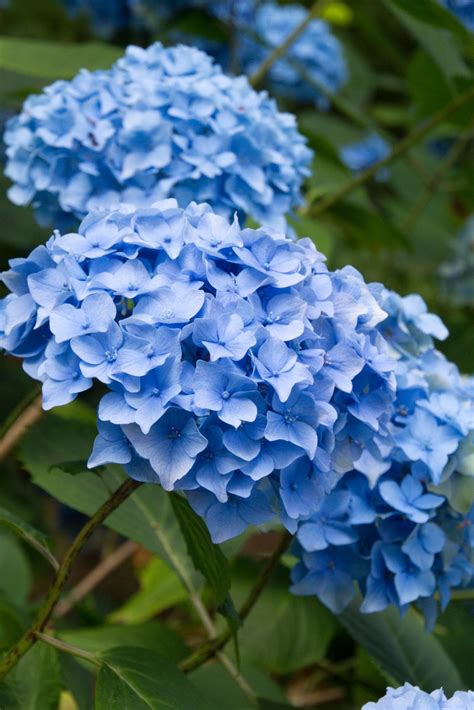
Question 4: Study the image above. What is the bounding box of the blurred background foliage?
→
[0,1,473,708]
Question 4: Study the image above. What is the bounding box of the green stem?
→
[35,632,101,667]
[249,0,325,87]
[450,588,474,601]
[179,530,292,674]
[0,478,141,681]
[304,83,474,216]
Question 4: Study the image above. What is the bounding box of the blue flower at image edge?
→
[291,286,474,623]
[4,42,312,231]
[441,0,474,30]
[0,199,397,545]
[363,684,474,709]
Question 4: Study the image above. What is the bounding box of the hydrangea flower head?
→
[363,684,474,709]
[239,2,347,108]
[291,289,474,619]
[340,133,391,182]
[4,42,312,230]
[0,200,396,543]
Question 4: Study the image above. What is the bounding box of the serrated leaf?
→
[338,596,463,694]
[60,622,188,665]
[0,642,61,710]
[170,493,230,605]
[110,558,188,624]
[0,37,121,79]
[95,647,208,710]
[0,505,58,571]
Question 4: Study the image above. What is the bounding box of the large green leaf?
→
[95,647,208,710]
[388,0,472,40]
[60,622,188,665]
[19,410,201,591]
[0,642,61,710]
[170,493,230,605]
[110,557,188,624]
[231,566,337,674]
[338,597,463,694]
[436,604,474,688]
[0,505,58,571]
[191,664,288,710]
[0,37,121,79]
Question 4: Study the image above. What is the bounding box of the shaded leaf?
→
[61,622,188,665]
[19,411,201,590]
[0,505,58,571]
[0,642,61,710]
[170,493,230,605]
[95,647,208,709]
[0,529,32,606]
[338,596,463,694]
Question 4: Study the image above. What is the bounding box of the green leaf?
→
[19,411,201,590]
[60,622,188,666]
[95,646,208,710]
[0,505,58,571]
[338,596,463,694]
[436,603,474,688]
[0,642,61,710]
[0,37,121,79]
[386,1,470,81]
[170,493,231,605]
[0,529,32,606]
[407,51,454,121]
[109,558,188,625]
[191,664,287,710]
[388,0,472,40]
[231,566,337,674]
[0,600,28,652]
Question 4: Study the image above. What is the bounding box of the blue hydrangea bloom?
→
[0,200,396,543]
[363,684,474,709]
[4,42,312,230]
[238,2,347,108]
[441,0,474,30]
[291,289,474,620]
[340,133,391,181]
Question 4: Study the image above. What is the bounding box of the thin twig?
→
[35,631,101,666]
[249,0,325,87]
[179,530,293,674]
[54,540,139,619]
[402,116,474,233]
[303,84,474,216]
[0,394,43,461]
[0,478,142,681]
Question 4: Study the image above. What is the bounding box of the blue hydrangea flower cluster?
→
[441,0,474,30]
[0,200,396,543]
[339,133,391,182]
[238,2,347,108]
[439,215,474,306]
[290,289,474,620]
[363,684,474,710]
[4,42,312,231]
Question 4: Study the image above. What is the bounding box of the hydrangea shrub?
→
[0,200,397,543]
[291,289,474,620]
[4,43,312,230]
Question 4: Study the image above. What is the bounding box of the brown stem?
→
[0,394,43,461]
